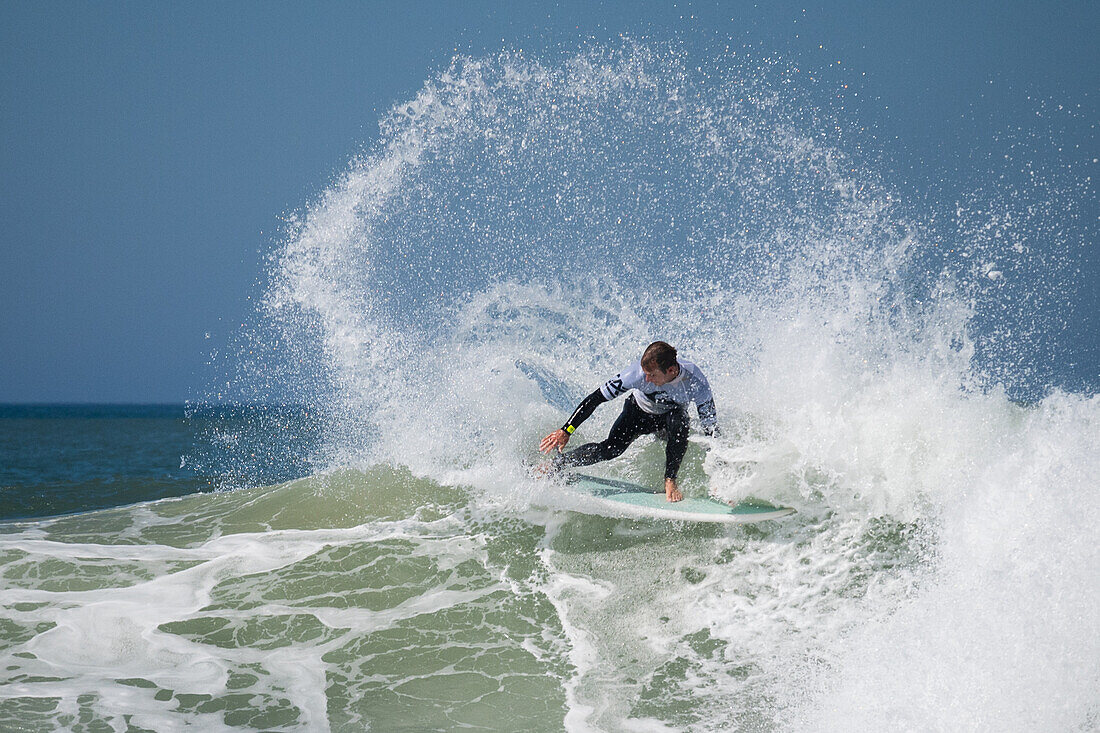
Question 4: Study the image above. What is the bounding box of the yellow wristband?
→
[564,425,576,434]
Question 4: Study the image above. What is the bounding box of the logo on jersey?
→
[645,390,679,408]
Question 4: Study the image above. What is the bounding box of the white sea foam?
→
[1,512,504,731]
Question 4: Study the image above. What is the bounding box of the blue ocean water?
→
[0,405,199,521]
[1,43,1097,732]
[0,404,320,521]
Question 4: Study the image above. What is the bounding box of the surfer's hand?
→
[665,478,683,502]
[539,429,570,454]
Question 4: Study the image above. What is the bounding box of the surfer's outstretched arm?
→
[538,389,608,453]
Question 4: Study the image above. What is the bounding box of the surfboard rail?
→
[568,473,796,524]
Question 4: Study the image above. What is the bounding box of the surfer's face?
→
[642,363,679,386]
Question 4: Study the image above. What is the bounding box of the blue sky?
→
[1,1,1096,402]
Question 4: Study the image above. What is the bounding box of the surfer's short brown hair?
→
[641,341,678,371]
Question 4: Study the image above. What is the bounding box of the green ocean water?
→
[0,458,940,732]
[2,467,561,731]
[4,390,1099,733]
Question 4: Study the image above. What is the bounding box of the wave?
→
[4,41,1096,730]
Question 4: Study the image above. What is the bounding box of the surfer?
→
[538,341,719,502]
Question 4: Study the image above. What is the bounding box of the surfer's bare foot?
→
[665,478,683,502]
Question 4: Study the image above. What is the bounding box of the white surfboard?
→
[568,473,796,524]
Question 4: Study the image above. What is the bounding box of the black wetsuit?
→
[551,359,718,480]
[553,392,690,479]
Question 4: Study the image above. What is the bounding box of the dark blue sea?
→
[0,404,320,521]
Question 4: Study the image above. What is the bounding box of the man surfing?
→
[538,341,719,502]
